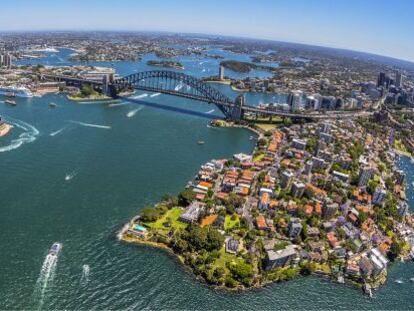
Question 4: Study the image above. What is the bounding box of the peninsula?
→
[121,117,414,293]
[220,60,275,73]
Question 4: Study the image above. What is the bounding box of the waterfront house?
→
[179,201,205,224]
[265,245,297,270]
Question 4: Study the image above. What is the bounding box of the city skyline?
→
[1,0,414,63]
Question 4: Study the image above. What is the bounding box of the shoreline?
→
[119,221,385,292]
[204,79,232,85]
[67,95,119,103]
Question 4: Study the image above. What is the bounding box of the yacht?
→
[49,242,62,256]
[0,86,33,98]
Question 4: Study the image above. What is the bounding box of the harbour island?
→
[121,117,414,294]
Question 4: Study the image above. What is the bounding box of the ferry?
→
[0,86,33,98]
[49,242,62,256]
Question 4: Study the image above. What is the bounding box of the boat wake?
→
[150,93,161,98]
[174,83,184,91]
[205,109,215,114]
[34,250,59,309]
[0,116,39,153]
[108,102,128,108]
[65,170,78,181]
[49,127,66,137]
[131,93,148,100]
[80,264,90,285]
[126,106,144,118]
[69,120,111,130]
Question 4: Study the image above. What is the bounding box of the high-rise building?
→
[377,72,386,87]
[287,90,303,112]
[373,188,387,206]
[291,181,305,198]
[395,71,403,88]
[288,218,303,238]
[320,123,331,134]
[281,170,294,189]
[1,53,12,68]
[358,166,374,187]
[219,65,225,80]
[306,95,320,110]
[323,202,338,219]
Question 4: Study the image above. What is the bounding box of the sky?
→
[1,0,413,62]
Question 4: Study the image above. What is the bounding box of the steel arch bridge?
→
[112,71,239,118]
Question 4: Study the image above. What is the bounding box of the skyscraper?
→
[377,72,386,87]
[287,90,303,112]
[395,70,403,88]
[1,53,12,68]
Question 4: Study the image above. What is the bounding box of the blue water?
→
[0,49,413,310]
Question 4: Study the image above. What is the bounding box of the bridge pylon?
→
[229,95,244,120]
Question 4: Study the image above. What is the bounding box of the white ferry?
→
[0,86,33,98]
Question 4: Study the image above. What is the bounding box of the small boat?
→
[411,181,414,187]
[411,157,414,164]
[49,242,62,256]
[395,279,404,284]
[410,278,414,282]
[197,140,205,145]
[5,99,16,106]
[49,102,57,108]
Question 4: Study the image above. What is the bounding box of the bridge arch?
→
[113,71,236,117]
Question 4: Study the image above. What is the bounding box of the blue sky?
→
[1,0,413,62]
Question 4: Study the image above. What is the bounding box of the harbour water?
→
[1,49,414,309]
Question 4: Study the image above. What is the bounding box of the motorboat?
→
[5,99,16,106]
[49,242,62,256]
[49,102,57,108]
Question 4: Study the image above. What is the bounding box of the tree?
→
[80,84,96,97]
[162,193,178,208]
[140,207,161,222]
[228,260,254,286]
[182,225,224,252]
[178,189,196,206]
[387,239,402,261]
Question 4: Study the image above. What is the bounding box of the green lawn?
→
[224,214,240,230]
[253,153,265,162]
[255,123,280,131]
[212,246,238,272]
[143,207,187,233]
